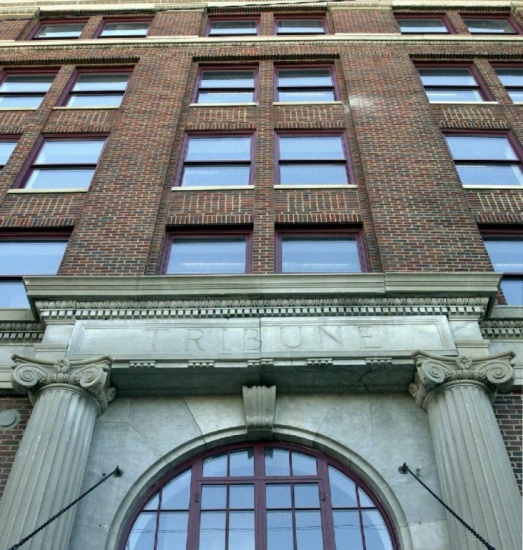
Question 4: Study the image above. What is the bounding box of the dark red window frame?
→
[492,63,523,102]
[415,62,494,102]
[94,17,152,38]
[28,19,88,40]
[0,69,57,109]
[275,130,353,186]
[462,14,523,35]
[275,226,368,273]
[15,133,108,190]
[274,63,339,102]
[205,16,260,37]
[58,66,133,107]
[0,135,19,169]
[395,14,455,34]
[274,15,327,35]
[192,65,259,104]
[175,131,256,188]
[119,441,399,550]
[162,228,253,275]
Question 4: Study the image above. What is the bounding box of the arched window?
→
[121,443,399,549]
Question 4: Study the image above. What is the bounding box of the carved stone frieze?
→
[188,360,214,368]
[307,358,333,368]
[242,385,276,435]
[0,322,45,342]
[11,354,115,414]
[480,319,523,339]
[409,350,515,410]
[129,361,156,369]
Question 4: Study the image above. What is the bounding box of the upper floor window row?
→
[397,14,522,34]
[30,19,150,40]
[206,16,326,36]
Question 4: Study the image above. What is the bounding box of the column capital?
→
[11,354,115,415]
[409,350,515,410]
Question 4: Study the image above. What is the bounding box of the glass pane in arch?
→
[121,443,399,550]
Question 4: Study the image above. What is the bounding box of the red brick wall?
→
[493,392,523,493]
[0,396,31,499]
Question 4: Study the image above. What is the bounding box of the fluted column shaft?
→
[0,355,114,550]
[411,351,521,550]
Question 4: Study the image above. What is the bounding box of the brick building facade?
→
[0,1,521,549]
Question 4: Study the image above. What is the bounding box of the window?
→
[277,229,364,273]
[121,443,398,550]
[207,18,258,36]
[178,134,253,187]
[21,137,106,190]
[494,66,523,102]
[98,20,150,38]
[445,133,523,186]
[417,66,490,102]
[396,15,453,34]
[275,66,337,102]
[463,16,520,34]
[63,70,131,107]
[276,17,326,35]
[0,72,55,109]
[195,67,256,104]
[484,237,523,305]
[276,133,350,185]
[0,139,17,169]
[166,231,251,274]
[32,22,85,39]
[0,237,68,308]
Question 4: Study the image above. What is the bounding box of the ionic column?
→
[410,351,521,550]
[0,355,115,550]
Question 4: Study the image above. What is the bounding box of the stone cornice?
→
[11,354,115,414]
[0,321,45,342]
[409,350,515,409]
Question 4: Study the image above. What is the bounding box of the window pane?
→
[280,163,348,185]
[0,241,67,275]
[398,19,448,33]
[0,141,16,166]
[73,73,129,92]
[67,94,123,107]
[229,512,255,550]
[425,90,483,102]
[161,469,191,509]
[419,68,477,86]
[0,281,29,308]
[362,510,393,550]
[455,164,523,186]
[267,511,293,550]
[143,494,159,511]
[203,453,228,477]
[35,139,105,164]
[265,449,290,476]
[266,484,292,509]
[168,238,246,274]
[357,486,375,508]
[500,279,523,305]
[210,21,257,35]
[291,452,317,476]
[464,18,516,34]
[280,136,344,160]
[0,96,44,109]
[0,75,54,93]
[333,510,364,550]
[296,511,323,550]
[199,511,226,550]
[201,485,227,510]
[495,68,523,87]
[26,168,96,189]
[201,71,254,89]
[277,20,324,33]
[279,69,332,87]
[198,91,254,104]
[446,136,518,161]
[294,484,320,508]
[101,23,149,37]
[229,485,254,509]
[484,240,523,272]
[279,90,335,102]
[182,164,250,187]
[157,512,189,549]
[125,512,157,550]
[507,90,523,102]
[229,449,254,477]
[186,137,251,161]
[329,466,358,507]
[35,24,84,38]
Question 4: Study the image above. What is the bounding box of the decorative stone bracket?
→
[11,354,115,415]
[242,385,276,436]
[409,350,515,410]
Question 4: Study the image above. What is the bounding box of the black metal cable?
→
[7,466,124,550]
[399,463,495,550]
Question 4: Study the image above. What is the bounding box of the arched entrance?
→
[120,442,399,549]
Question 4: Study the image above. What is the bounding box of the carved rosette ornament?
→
[11,354,115,415]
[409,350,515,410]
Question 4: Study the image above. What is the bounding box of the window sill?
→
[463,185,523,189]
[8,188,88,194]
[189,102,257,107]
[430,101,498,105]
[273,101,342,105]
[172,185,252,191]
[276,184,357,189]
[53,106,120,110]
[0,107,37,111]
